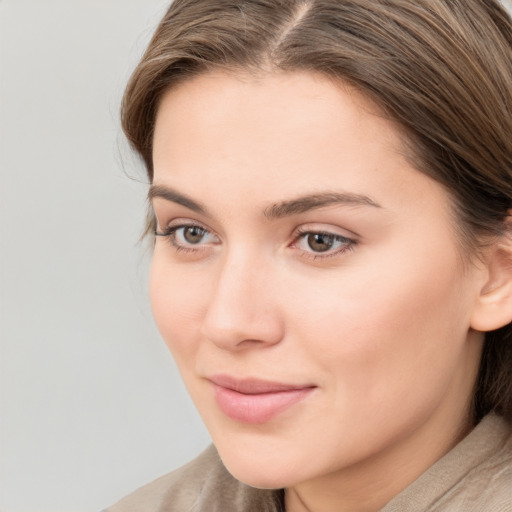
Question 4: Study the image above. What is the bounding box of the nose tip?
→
[199,262,284,351]
[201,311,283,351]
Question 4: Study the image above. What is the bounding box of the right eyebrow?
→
[148,184,208,215]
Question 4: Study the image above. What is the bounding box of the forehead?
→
[152,71,452,225]
[154,70,392,142]
[154,72,401,179]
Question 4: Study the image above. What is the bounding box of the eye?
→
[293,229,355,258]
[176,225,209,245]
[155,223,219,251]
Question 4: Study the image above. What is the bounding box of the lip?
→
[208,375,316,424]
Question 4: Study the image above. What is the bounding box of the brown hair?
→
[122,0,512,423]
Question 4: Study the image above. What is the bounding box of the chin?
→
[222,458,291,490]
[214,440,305,490]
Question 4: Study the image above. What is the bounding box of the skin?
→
[149,71,490,512]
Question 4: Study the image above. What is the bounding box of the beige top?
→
[105,414,512,512]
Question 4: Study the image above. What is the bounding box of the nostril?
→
[200,307,284,351]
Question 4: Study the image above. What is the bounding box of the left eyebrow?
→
[264,192,381,219]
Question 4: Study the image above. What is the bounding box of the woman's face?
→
[150,72,486,491]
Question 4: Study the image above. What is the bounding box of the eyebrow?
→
[263,192,381,219]
[148,184,208,215]
[148,185,381,218]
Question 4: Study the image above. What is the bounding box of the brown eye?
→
[183,226,206,244]
[154,223,219,251]
[307,233,335,252]
[294,230,355,258]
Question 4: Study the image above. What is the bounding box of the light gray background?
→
[2,1,512,512]
[0,1,210,511]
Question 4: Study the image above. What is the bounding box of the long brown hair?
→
[122,0,512,423]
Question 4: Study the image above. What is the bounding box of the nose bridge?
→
[201,247,283,349]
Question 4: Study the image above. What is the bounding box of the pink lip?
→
[208,375,316,424]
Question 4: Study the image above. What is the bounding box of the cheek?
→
[288,237,473,401]
[149,255,207,363]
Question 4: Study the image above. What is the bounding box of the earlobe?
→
[470,222,512,332]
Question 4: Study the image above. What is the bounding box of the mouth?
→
[208,375,316,424]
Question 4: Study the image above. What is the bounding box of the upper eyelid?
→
[155,217,358,242]
[156,217,216,233]
[295,227,354,237]
[294,223,359,240]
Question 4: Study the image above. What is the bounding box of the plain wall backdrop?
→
[2,1,512,511]
[0,1,210,511]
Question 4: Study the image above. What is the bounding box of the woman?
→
[106,1,512,510]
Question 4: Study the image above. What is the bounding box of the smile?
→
[208,375,316,424]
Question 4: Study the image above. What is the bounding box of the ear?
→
[470,218,512,332]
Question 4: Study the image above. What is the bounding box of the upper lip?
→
[207,374,316,394]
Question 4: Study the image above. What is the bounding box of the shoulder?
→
[382,414,512,512]
[103,445,220,512]
[454,419,512,512]
[103,445,279,512]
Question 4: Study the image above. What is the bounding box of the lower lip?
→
[212,384,314,424]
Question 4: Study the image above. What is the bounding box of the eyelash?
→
[155,224,357,259]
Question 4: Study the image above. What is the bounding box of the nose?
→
[200,253,284,351]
